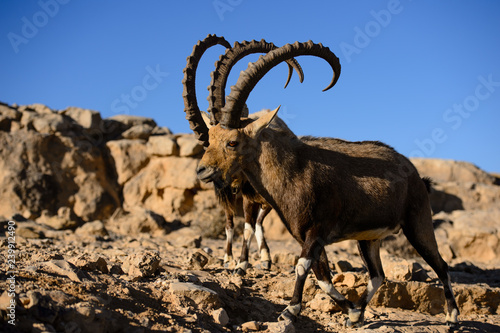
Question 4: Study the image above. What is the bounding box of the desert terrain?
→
[0,103,499,332]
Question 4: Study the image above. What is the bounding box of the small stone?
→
[308,293,339,313]
[122,124,154,140]
[15,225,44,239]
[43,260,91,282]
[25,291,41,308]
[212,307,229,326]
[74,302,95,321]
[267,319,295,333]
[122,251,161,279]
[169,282,221,309]
[241,321,260,331]
[75,220,108,237]
[0,291,13,311]
[273,252,299,266]
[110,264,125,275]
[177,135,203,157]
[147,135,178,156]
[31,323,57,333]
[189,249,210,270]
[69,253,109,273]
[333,272,358,288]
[334,260,354,272]
[37,208,79,230]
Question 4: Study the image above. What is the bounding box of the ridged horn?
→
[220,40,341,129]
[207,39,304,125]
[182,34,231,146]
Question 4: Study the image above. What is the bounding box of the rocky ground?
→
[0,218,499,333]
[1,103,499,332]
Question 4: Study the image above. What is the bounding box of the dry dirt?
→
[1,220,499,333]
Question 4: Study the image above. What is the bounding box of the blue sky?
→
[1,1,499,173]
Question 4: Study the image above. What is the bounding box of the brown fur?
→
[197,109,459,326]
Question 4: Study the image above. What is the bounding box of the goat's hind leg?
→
[312,249,358,324]
[223,209,235,268]
[403,208,459,327]
[350,240,385,327]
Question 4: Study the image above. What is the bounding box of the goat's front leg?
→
[312,249,359,326]
[278,229,322,322]
[234,198,258,275]
[224,209,235,267]
[255,205,272,270]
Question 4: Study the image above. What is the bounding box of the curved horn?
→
[182,34,231,146]
[220,40,341,129]
[207,39,304,125]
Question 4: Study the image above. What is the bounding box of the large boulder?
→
[106,139,150,185]
[411,158,497,185]
[61,107,102,130]
[0,104,120,221]
[122,157,200,220]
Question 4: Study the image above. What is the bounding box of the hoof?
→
[344,318,364,328]
[446,321,459,331]
[278,309,297,322]
[233,267,246,276]
[260,260,271,270]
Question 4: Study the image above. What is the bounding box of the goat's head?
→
[193,40,341,187]
[183,35,307,189]
[197,109,279,189]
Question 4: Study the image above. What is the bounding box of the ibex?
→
[193,39,459,327]
[183,35,304,274]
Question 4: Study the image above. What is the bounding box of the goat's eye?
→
[227,141,238,148]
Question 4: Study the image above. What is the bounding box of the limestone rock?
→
[69,253,109,273]
[122,157,199,219]
[384,259,430,282]
[147,135,178,156]
[443,209,500,262]
[122,251,161,279]
[308,292,340,313]
[165,227,202,248]
[62,107,102,130]
[42,260,91,282]
[189,249,211,270]
[0,128,120,221]
[273,252,299,266]
[266,319,295,333]
[37,207,80,230]
[106,208,168,236]
[176,134,203,157]
[108,114,157,128]
[75,220,108,237]
[106,139,149,185]
[241,321,260,332]
[168,282,221,309]
[411,158,496,185]
[430,181,500,212]
[121,124,154,140]
[212,307,229,326]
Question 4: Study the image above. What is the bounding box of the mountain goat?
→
[192,39,459,327]
[183,35,304,274]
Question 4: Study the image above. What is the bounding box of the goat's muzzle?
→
[196,165,225,188]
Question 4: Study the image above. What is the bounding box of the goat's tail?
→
[421,176,433,193]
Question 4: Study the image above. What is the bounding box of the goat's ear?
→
[246,106,280,138]
[201,112,213,129]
